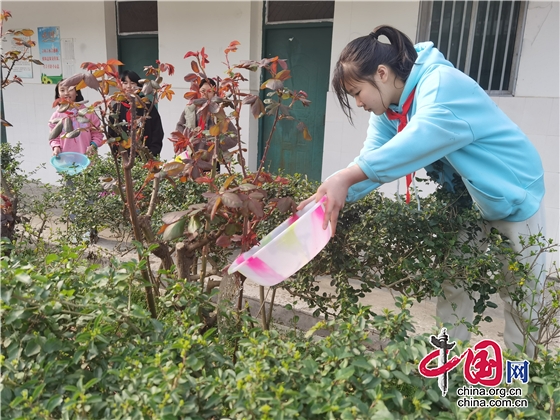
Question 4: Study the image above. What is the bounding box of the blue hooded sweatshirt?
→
[346,42,544,222]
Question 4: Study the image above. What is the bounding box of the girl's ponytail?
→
[372,25,417,80]
[332,25,417,123]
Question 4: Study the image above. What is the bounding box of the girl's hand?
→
[86,145,98,157]
[52,146,61,157]
[297,165,368,236]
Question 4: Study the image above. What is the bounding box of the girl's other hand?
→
[296,175,349,236]
[297,194,317,211]
[52,146,61,157]
[297,165,368,236]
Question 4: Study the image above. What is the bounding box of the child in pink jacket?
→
[49,81,104,157]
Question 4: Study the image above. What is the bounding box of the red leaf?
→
[161,210,190,225]
[248,191,265,201]
[191,60,200,73]
[216,235,232,248]
[275,69,291,81]
[274,176,290,185]
[224,40,241,54]
[196,176,213,184]
[250,99,264,119]
[276,197,294,213]
[200,47,209,65]
[242,95,257,105]
[184,73,199,82]
[143,159,163,171]
[184,51,198,59]
[221,192,243,208]
[107,58,124,66]
[247,199,264,218]
[184,91,198,100]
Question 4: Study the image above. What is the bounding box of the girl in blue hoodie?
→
[300,25,547,356]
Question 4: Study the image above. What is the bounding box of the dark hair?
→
[198,78,216,89]
[120,69,141,85]
[55,80,84,102]
[332,25,417,123]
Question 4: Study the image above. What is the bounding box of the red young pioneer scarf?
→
[386,87,416,203]
[121,102,132,123]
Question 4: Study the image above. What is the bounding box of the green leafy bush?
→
[53,157,559,345]
[2,245,559,419]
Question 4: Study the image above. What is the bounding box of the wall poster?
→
[37,26,62,84]
[1,31,34,78]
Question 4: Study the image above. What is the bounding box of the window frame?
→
[416,1,528,96]
[264,0,334,25]
[116,0,159,36]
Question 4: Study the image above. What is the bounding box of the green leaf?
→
[370,401,394,420]
[24,338,41,357]
[352,357,373,371]
[186,354,204,371]
[4,308,24,325]
[45,253,59,264]
[43,337,63,354]
[31,383,45,401]
[187,216,202,234]
[73,350,84,365]
[392,370,411,384]
[335,366,355,381]
[64,385,79,393]
[162,218,186,241]
[84,378,100,390]
[86,395,103,404]
[15,273,32,285]
[426,389,440,402]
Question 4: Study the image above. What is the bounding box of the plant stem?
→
[121,100,157,318]
[255,106,280,181]
[266,287,277,330]
[259,286,267,330]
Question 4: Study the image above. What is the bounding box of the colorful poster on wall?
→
[37,26,62,84]
[1,31,34,78]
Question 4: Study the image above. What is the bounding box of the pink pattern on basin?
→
[244,256,285,286]
[233,253,246,266]
[227,195,332,286]
[311,203,325,226]
[287,213,299,225]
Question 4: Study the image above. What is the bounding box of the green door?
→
[260,25,332,181]
[118,35,159,77]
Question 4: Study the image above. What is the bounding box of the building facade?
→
[3,1,559,265]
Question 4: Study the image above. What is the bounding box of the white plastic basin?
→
[228,196,332,286]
